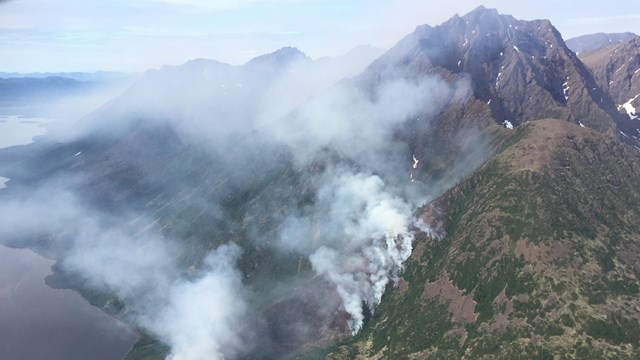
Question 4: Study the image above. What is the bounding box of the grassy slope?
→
[328,119,640,359]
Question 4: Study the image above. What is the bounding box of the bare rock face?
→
[581,36,640,145]
[582,36,640,112]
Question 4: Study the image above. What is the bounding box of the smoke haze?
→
[0,45,485,359]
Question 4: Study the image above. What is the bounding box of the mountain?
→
[581,37,640,118]
[3,6,640,360]
[360,6,623,137]
[326,7,640,359]
[579,36,640,146]
[245,46,312,69]
[329,119,640,359]
[566,32,637,54]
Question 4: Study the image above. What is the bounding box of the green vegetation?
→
[124,335,169,360]
[585,313,640,346]
[328,120,640,359]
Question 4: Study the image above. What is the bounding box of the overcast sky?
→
[1,0,640,72]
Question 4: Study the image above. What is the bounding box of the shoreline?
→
[0,113,138,360]
[0,243,138,360]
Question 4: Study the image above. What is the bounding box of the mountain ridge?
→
[566,32,638,54]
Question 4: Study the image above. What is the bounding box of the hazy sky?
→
[1,0,640,72]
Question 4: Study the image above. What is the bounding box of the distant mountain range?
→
[0,77,97,106]
[0,71,137,82]
[566,32,638,54]
[0,72,139,115]
[2,6,640,360]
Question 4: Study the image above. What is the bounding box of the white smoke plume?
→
[152,244,246,360]
[265,75,467,173]
[300,171,414,334]
[266,74,468,334]
[59,206,248,360]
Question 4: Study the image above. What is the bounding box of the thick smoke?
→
[265,75,465,173]
[151,244,246,360]
[0,46,475,359]
[287,170,414,333]
[264,75,468,334]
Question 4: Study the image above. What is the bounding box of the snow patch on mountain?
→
[620,94,640,119]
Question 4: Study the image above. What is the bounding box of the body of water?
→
[0,115,49,148]
[0,246,137,360]
[0,114,138,359]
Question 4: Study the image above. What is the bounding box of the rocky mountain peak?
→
[461,5,504,24]
[245,46,311,69]
[363,7,621,134]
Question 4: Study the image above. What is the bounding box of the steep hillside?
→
[330,119,640,359]
[566,32,637,54]
[581,37,640,119]
[580,36,640,147]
